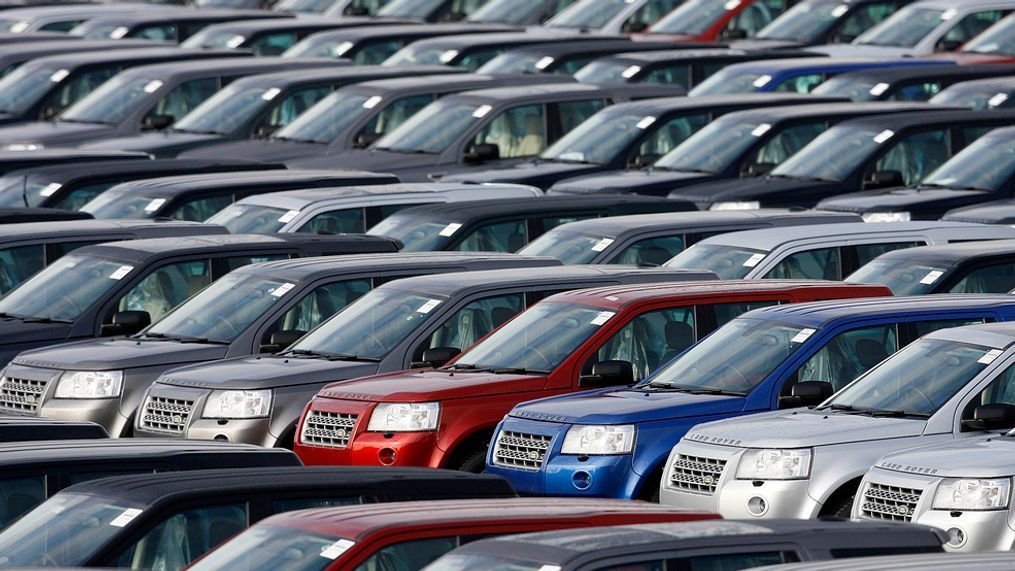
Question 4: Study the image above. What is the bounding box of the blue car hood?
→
[510,387,746,425]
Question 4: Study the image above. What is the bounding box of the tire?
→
[822,493,855,518]
[453,446,488,473]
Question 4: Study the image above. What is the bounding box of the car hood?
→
[316,369,547,403]
[178,138,327,162]
[0,318,72,344]
[12,337,228,371]
[442,161,596,187]
[287,149,440,173]
[510,387,745,424]
[808,44,915,57]
[687,409,926,448]
[0,112,23,126]
[81,132,223,154]
[158,355,379,390]
[875,436,1015,478]
[730,39,805,50]
[668,176,831,206]
[550,169,711,195]
[0,121,116,146]
[818,188,990,214]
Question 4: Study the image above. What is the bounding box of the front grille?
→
[0,377,48,413]
[669,454,727,494]
[491,430,552,471]
[300,410,358,448]
[860,482,923,522]
[140,395,195,434]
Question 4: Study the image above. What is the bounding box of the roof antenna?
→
[21,175,28,208]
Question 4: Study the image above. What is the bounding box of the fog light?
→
[572,471,592,490]
[378,448,396,465]
[946,527,966,548]
[747,496,768,517]
[213,434,228,442]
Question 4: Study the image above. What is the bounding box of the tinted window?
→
[473,104,546,159]
[622,0,681,32]
[354,536,459,571]
[855,241,922,268]
[147,77,220,124]
[353,38,403,64]
[608,235,685,266]
[912,318,987,339]
[556,99,607,135]
[40,20,82,32]
[766,246,841,280]
[726,0,787,37]
[168,194,234,221]
[798,324,899,391]
[255,86,333,136]
[970,362,1015,411]
[355,94,434,148]
[456,47,503,71]
[542,214,593,231]
[772,73,824,93]
[586,306,696,380]
[50,182,115,211]
[224,254,289,271]
[750,121,826,171]
[888,81,943,101]
[637,113,710,159]
[297,208,365,234]
[0,476,45,527]
[272,496,364,511]
[0,244,44,294]
[949,263,1015,293]
[713,300,778,327]
[118,259,212,322]
[133,24,177,41]
[936,10,1006,51]
[642,64,692,88]
[40,66,119,116]
[272,279,372,335]
[249,32,298,56]
[875,129,950,185]
[424,293,525,355]
[451,219,527,252]
[832,3,897,42]
[684,551,798,570]
[114,503,248,570]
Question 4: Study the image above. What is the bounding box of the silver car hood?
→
[688,409,926,448]
[876,436,1015,479]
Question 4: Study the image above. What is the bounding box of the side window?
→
[680,551,799,570]
[555,99,607,136]
[749,122,826,172]
[353,537,460,571]
[296,208,365,234]
[765,247,841,280]
[854,241,922,268]
[912,318,987,339]
[249,32,298,56]
[255,86,333,137]
[422,293,525,356]
[455,47,504,71]
[146,77,220,126]
[132,24,177,41]
[726,0,786,38]
[962,125,996,144]
[555,56,595,76]
[272,496,365,512]
[352,39,403,65]
[542,214,594,232]
[0,475,45,527]
[542,0,577,22]
[635,113,710,162]
[874,129,950,185]
[831,2,897,42]
[621,0,682,32]
[772,73,825,93]
[597,561,663,571]
[0,244,45,294]
[714,300,779,327]
[795,324,898,391]
[39,19,82,32]
[223,254,289,272]
[608,235,685,266]
[355,94,435,148]
[114,503,248,570]
[887,81,943,101]
[41,65,119,117]
[949,263,1015,293]
[584,306,696,381]
[118,259,212,322]
[451,219,527,252]
[472,104,546,160]
[270,279,372,338]
[936,10,1006,51]
[167,194,234,221]
[50,182,115,211]
[641,64,692,89]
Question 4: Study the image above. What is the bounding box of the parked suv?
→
[849,240,1015,295]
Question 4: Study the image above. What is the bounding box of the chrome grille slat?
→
[492,430,552,470]
[860,481,923,522]
[0,377,47,413]
[300,410,358,448]
[668,454,726,494]
[140,395,195,434]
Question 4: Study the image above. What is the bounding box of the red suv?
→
[294,280,890,470]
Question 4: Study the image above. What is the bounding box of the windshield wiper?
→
[447,363,492,372]
[490,367,550,375]
[865,408,930,418]
[20,316,72,324]
[643,383,744,396]
[287,348,379,361]
[0,312,24,320]
[820,403,866,413]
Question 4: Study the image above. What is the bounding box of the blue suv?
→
[486,295,1015,500]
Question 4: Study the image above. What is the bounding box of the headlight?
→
[933,478,1011,511]
[710,201,760,211]
[55,371,123,399]
[4,143,42,151]
[561,425,635,455]
[367,402,439,432]
[737,449,811,480]
[202,390,272,419]
[862,211,910,223]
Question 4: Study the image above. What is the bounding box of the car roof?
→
[194,16,370,33]
[105,170,395,198]
[942,199,1015,223]
[927,320,1015,348]
[301,22,514,40]
[0,438,296,466]
[11,158,277,182]
[387,195,675,221]
[710,101,940,122]
[749,551,1015,571]
[743,294,1015,327]
[0,39,157,58]
[0,219,225,240]
[109,56,338,79]
[218,66,406,88]
[579,93,847,115]
[398,31,616,49]
[347,72,546,93]
[699,221,1006,250]
[79,9,286,25]
[864,239,1015,264]
[20,46,239,68]
[499,39,681,56]
[827,108,1015,129]
[828,63,1015,82]
[939,75,1015,91]
[448,82,631,102]
[720,57,943,73]
[249,182,537,205]
[912,0,1015,8]
[542,209,861,235]
[78,233,396,260]
[0,207,92,223]
[0,149,148,162]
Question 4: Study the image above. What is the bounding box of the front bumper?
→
[0,364,131,436]
[134,383,282,447]
[39,398,130,437]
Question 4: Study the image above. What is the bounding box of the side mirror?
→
[580,360,635,388]
[938,39,962,52]
[259,330,306,353]
[464,143,499,164]
[779,380,834,409]
[100,310,151,337]
[964,404,1015,431]
[411,347,461,369]
[863,170,904,190]
[743,162,776,177]
[623,22,648,33]
[353,131,381,149]
[629,153,660,168]
[252,124,278,139]
[40,106,61,121]
[344,5,368,15]
[723,28,748,40]
[141,114,174,131]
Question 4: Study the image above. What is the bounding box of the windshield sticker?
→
[472,104,492,118]
[110,26,129,39]
[920,270,944,285]
[439,223,462,237]
[225,35,245,48]
[752,74,772,88]
[979,349,1004,365]
[277,210,300,224]
[535,56,555,70]
[940,8,957,20]
[109,508,143,527]
[439,49,459,64]
[621,65,642,79]
[742,253,765,268]
[142,80,164,94]
[990,93,1009,108]
[362,95,383,109]
[831,4,848,17]
[591,238,615,252]
[750,123,771,137]
[417,299,441,314]
[636,116,656,129]
[49,69,69,83]
[591,311,616,326]
[723,0,740,10]
[791,328,816,344]
[538,567,563,571]
[868,82,890,97]
[144,198,167,213]
[319,539,355,560]
[605,295,619,301]
[261,87,281,101]
[38,182,61,197]
[271,283,295,297]
[873,129,894,144]
[108,265,133,280]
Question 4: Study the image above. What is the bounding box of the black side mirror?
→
[580,360,635,388]
[623,22,648,33]
[863,170,904,190]
[937,39,962,52]
[40,106,61,121]
[964,404,1015,430]
[100,310,151,337]
[440,10,466,21]
[411,346,461,369]
[141,114,174,131]
[353,131,381,149]
[629,153,660,168]
[464,143,499,164]
[252,124,278,139]
[743,162,776,177]
[344,5,368,15]
[259,330,306,353]
[723,28,748,40]
[779,380,834,409]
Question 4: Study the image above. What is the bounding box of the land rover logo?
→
[703,475,714,485]
[336,429,346,438]
[897,506,909,516]
[172,415,182,424]
[528,451,539,461]
[25,396,34,405]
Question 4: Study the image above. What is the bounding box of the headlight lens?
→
[561,425,636,455]
[202,390,272,419]
[710,201,760,211]
[933,478,1011,511]
[737,449,811,480]
[862,211,911,223]
[367,402,439,432]
[55,370,123,399]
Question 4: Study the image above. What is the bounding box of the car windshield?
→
[452,302,610,373]
[0,66,60,114]
[0,254,129,321]
[383,43,454,66]
[689,69,770,96]
[477,51,548,74]
[284,36,349,58]
[930,85,1015,109]
[0,175,65,207]
[665,243,766,279]
[855,6,944,47]
[0,18,29,33]
[274,0,334,13]
[173,84,274,136]
[917,130,1015,192]
[518,228,611,264]
[468,0,546,23]
[372,98,480,153]
[811,75,880,101]
[146,273,293,343]
[653,117,767,173]
[377,0,442,18]
[823,338,993,416]
[769,123,883,182]
[643,318,808,394]
[547,0,628,29]
[185,525,343,571]
[650,0,730,35]
[574,59,641,84]
[274,91,372,144]
[206,203,291,233]
[0,493,138,568]
[963,14,1015,55]
[367,214,454,251]
[182,29,246,49]
[60,75,162,125]
[81,187,166,219]
[290,287,442,360]
[541,111,654,165]
[846,258,950,295]
[757,1,842,42]
[426,553,549,571]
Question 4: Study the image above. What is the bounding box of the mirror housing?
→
[623,21,648,33]
[723,28,748,40]
[259,330,306,353]
[965,404,1015,431]
[40,106,61,121]
[100,310,151,337]
[580,360,635,388]
[779,380,834,408]
[938,39,962,52]
[629,153,660,168]
[353,131,381,149]
[344,5,368,15]
[141,114,174,131]
[464,143,499,164]
[863,170,904,189]
[252,124,278,139]
[744,162,776,177]
[411,346,461,369]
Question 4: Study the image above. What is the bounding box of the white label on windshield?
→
[750,123,771,137]
[791,328,815,344]
[636,116,656,129]
[271,283,295,297]
[723,0,740,10]
[752,74,772,88]
[439,49,459,64]
[591,238,615,252]
[143,80,164,94]
[108,265,133,280]
[49,69,69,83]
[417,299,441,314]
[605,295,619,301]
[39,182,61,197]
[439,222,462,237]
[225,34,245,48]
[621,65,642,79]
[868,82,890,96]
[873,129,894,144]
[109,508,143,527]
[535,56,556,70]
[980,349,1003,364]
[333,40,354,56]
[920,270,944,285]
[472,104,492,118]
[277,210,300,223]
[538,567,563,571]
[941,8,957,20]
[144,198,167,213]
[990,93,1009,108]
[362,95,383,109]
[742,253,765,267]
[319,539,356,560]
[261,87,281,101]
[591,311,615,326]
[110,26,129,39]
[831,4,848,17]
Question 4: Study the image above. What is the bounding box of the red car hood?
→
[315,369,548,403]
